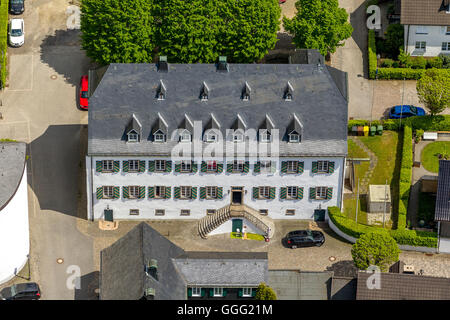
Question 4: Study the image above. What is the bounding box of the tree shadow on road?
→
[74,271,99,300]
[350,1,369,79]
[326,260,358,278]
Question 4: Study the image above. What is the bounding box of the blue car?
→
[388,105,426,119]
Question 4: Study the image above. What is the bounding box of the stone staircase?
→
[198,204,275,239]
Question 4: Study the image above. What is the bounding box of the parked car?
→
[9,0,25,15]
[284,230,325,248]
[8,18,25,47]
[0,282,41,300]
[388,105,425,119]
[79,75,89,110]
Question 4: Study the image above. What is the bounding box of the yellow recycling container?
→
[363,126,369,137]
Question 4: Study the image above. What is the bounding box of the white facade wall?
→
[87,156,344,221]
[404,25,450,57]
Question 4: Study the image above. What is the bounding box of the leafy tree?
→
[383,23,404,59]
[254,283,277,300]
[283,0,353,57]
[81,0,158,65]
[417,69,450,115]
[351,232,400,272]
[156,0,281,63]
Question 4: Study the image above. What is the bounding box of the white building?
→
[86,58,348,237]
[402,0,450,57]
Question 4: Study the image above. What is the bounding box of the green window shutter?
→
[328,161,335,174]
[113,161,120,173]
[139,161,146,172]
[217,162,223,173]
[113,186,120,199]
[139,186,146,199]
[165,161,172,172]
[148,186,154,199]
[96,161,103,173]
[174,187,180,199]
[281,161,288,173]
[251,289,256,297]
[253,187,259,199]
[254,161,260,173]
[201,161,207,172]
[312,161,318,173]
[148,161,155,172]
[217,187,223,199]
[297,187,304,200]
[298,161,304,174]
[222,289,227,297]
[191,187,197,199]
[123,161,129,173]
[238,288,243,297]
[280,187,287,199]
[309,187,316,200]
[192,162,198,173]
[201,288,206,297]
[269,187,276,199]
[96,187,103,199]
[123,186,129,199]
[209,289,214,297]
[187,288,192,297]
[227,162,233,173]
[327,187,333,200]
[175,162,181,173]
[200,187,206,199]
[165,187,171,199]
[243,161,249,173]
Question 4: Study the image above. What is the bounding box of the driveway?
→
[0,0,94,299]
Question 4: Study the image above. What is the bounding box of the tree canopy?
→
[417,69,450,116]
[81,0,281,64]
[283,0,353,57]
[351,232,400,272]
[254,283,277,300]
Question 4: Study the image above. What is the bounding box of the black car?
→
[0,282,41,300]
[284,230,325,248]
[9,0,25,15]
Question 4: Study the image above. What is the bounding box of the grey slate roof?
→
[435,160,450,221]
[88,63,347,157]
[401,0,450,26]
[0,142,26,210]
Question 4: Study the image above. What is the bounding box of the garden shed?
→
[368,185,391,213]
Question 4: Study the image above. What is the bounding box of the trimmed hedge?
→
[0,0,7,88]
[397,125,412,230]
[328,207,437,248]
[348,119,401,132]
[406,115,450,131]
[368,29,377,79]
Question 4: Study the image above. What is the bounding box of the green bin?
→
[377,125,383,135]
[370,126,376,136]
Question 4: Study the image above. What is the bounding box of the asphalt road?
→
[1,0,94,299]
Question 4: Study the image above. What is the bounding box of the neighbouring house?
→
[99,222,268,300]
[356,271,450,300]
[401,0,450,57]
[435,160,450,253]
[0,142,29,284]
[85,55,348,238]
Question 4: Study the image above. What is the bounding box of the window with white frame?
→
[103,186,114,199]
[102,160,113,171]
[233,160,244,172]
[287,161,298,173]
[287,186,298,199]
[128,132,138,142]
[155,186,166,198]
[242,288,252,297]
[129,160,139,172]
[316,186,328,200]
[155,160,166,172]
[213,288,223,297]
[191,287,202,297]
[233,131,244,142]
[180,186,192,199]
[129,186,140,198]
[154,132,165,142]
[259,186,270,199]
[207,160,217,172]
[260,160,271,173]
[181,160,192,172]
[180,131,191,142]
[289,133,300,143]
[317,161,329,173]
[442,42,450,51]
[415,41,426,50]
[206,186,217,199]
[260,130,270,142]
[415,26,428,34]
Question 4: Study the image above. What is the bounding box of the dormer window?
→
[289,133,300,143]
[157,80,166,100]
[284,81,294,101]
[285,93,292,101]
[128,131,139,142]
[260,130,271,142]
[233,130,244,142]
[201,93,208,101]
[205,129,218,143]
[200,82,209,101]
[154,130,165,142]
[180,130,191,142]
[242,82,251,101]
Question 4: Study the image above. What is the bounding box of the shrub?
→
[415,129,424,142]
[254,283,277,300]
[383,23,404,59]
[381,59,394,68]
[410,56,427,69]
[427,57,443,69]
[368,29,377,79]
[382,119,402,131]
[398,49,412,68]
[439,54,450,69]
[406,115,450,131]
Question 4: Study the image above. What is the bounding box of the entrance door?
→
[314,209,326,221]
[232,191,242,204]
[232,219,243,233]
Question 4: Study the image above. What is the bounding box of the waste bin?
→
[357,126,364,136]
[377,125,383,135]
[352,126,358,136]
[363,126,369,137]
[370,126,376,136]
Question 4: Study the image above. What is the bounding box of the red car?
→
[79,75,89,110]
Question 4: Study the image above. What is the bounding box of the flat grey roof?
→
[88,63,347,157]
[435,160,450,221]
[0,142,26,210]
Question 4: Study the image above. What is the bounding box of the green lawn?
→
[348,139,369,159]
[343,196,368,225]
[230,232,265,241]
[421,141,450,173]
